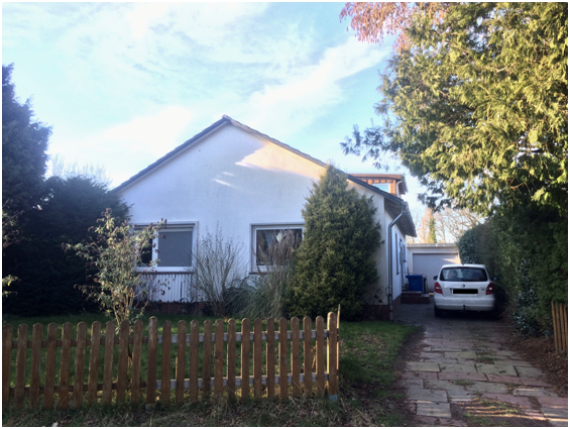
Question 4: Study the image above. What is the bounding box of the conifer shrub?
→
[287,165,381,321]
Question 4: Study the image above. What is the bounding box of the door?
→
[413,253,460,292]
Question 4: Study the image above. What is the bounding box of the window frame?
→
[250,223,304,273]
[134,222,197,273]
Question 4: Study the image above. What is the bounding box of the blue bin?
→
[407,275,424,292]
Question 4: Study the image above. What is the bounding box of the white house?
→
[114,116,416,320]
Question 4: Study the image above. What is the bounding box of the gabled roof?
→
[113,115,417,237]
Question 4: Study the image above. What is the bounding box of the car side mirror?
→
[433,276,438,280]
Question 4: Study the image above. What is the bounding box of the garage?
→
[407,244,461,292]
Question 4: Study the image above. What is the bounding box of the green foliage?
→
[458,202,567,334]
[2,64,50,215]
[66,209,159,328]
[288,165,381,321]
[343,3,568,216]
[427,215,437,244]
[3,177,130,316]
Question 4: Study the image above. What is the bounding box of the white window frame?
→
[251,223,304,273]
[135,222,197,273]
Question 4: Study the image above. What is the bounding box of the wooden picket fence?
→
[2,313,338,411]
[551,302,567,354]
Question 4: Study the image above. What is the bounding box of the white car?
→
[433,264,496,317]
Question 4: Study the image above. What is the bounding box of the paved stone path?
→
[395,301,568,427]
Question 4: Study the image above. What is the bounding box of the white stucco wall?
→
[118,123,398,303]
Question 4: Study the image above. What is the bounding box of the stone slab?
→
[438,372,487,382]
[448,390,476,403]
[481,393,533,408]
[407,362,440,372]
[542,408,568,426]
[424,379,466,391]
[422,358,458,364]
[402,371,439,380]
[444,351,478,360]
[485,373,550,387]
[465,382,508,394]
[401,378,424,388]
[515,365,543,377]
[439,363,478,373]
[536,396,568,409]
[406,388,448,403]
[420,352,444,359]
[513,387,557,397]
[416,401,452,419]
[475,363,517,376]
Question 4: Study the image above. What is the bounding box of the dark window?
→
[156,230,193,267]
[440,267,488,282]
[256,228,302,266]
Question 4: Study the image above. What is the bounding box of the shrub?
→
[288,165,381,321]
[67,209,160,328]
[190,228,247,318]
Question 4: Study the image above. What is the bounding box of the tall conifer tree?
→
[288,165,380,320]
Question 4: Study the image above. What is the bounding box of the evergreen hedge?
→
[287,165,381,321]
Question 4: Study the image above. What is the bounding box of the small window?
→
[253,226,303,270]
[373,183,390,192]
[136,224,194,272]
[156,230,193,268]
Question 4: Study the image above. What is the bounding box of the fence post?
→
[253,319,262,401]
[73,322,88,409]
[131,320,144,404]
[14,324,28,410]
[327,312,338,401]
[240,319,250,401]
[59,322,72,410]
[227,319,236,402]
[279,318,288,401]
[214,320,224,399]
[86,322,101,405]
[315,316,325,397]
[202,320,212,400]
[147,317,159,407]
[161,321,172,405]
[30,324,43,409]
[266,318,275,400]
[303,317,312,397]
[102,321,115,405]
[291,317,300,398]
[189,320,199,403]
[116,320,130,403]
[175,320,186,405]
[2,324,13,411]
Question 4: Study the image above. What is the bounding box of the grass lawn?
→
[2,312,417,427]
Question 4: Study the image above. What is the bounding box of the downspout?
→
[388,201,405,321]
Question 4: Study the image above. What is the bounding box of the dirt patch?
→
[501,319,568,398]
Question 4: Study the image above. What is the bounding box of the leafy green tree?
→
[427,216,437,244]
[341,3,568,216]
[67,210,161,328]
[3,177,129,316]
[288,165,381,321]
[2,64,50,215]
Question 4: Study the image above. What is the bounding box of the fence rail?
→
[551,302,567,354]
[2,313,338,411]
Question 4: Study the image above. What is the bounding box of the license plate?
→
[452,289,478,295]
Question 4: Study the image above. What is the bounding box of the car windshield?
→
[440,267,488,282]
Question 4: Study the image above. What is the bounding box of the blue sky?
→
[2,2,427,219]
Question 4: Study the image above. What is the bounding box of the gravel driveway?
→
[394,300,568,427]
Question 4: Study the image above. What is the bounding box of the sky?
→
[2,1,427,219]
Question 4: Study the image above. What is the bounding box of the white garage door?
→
[413,253,460,292]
